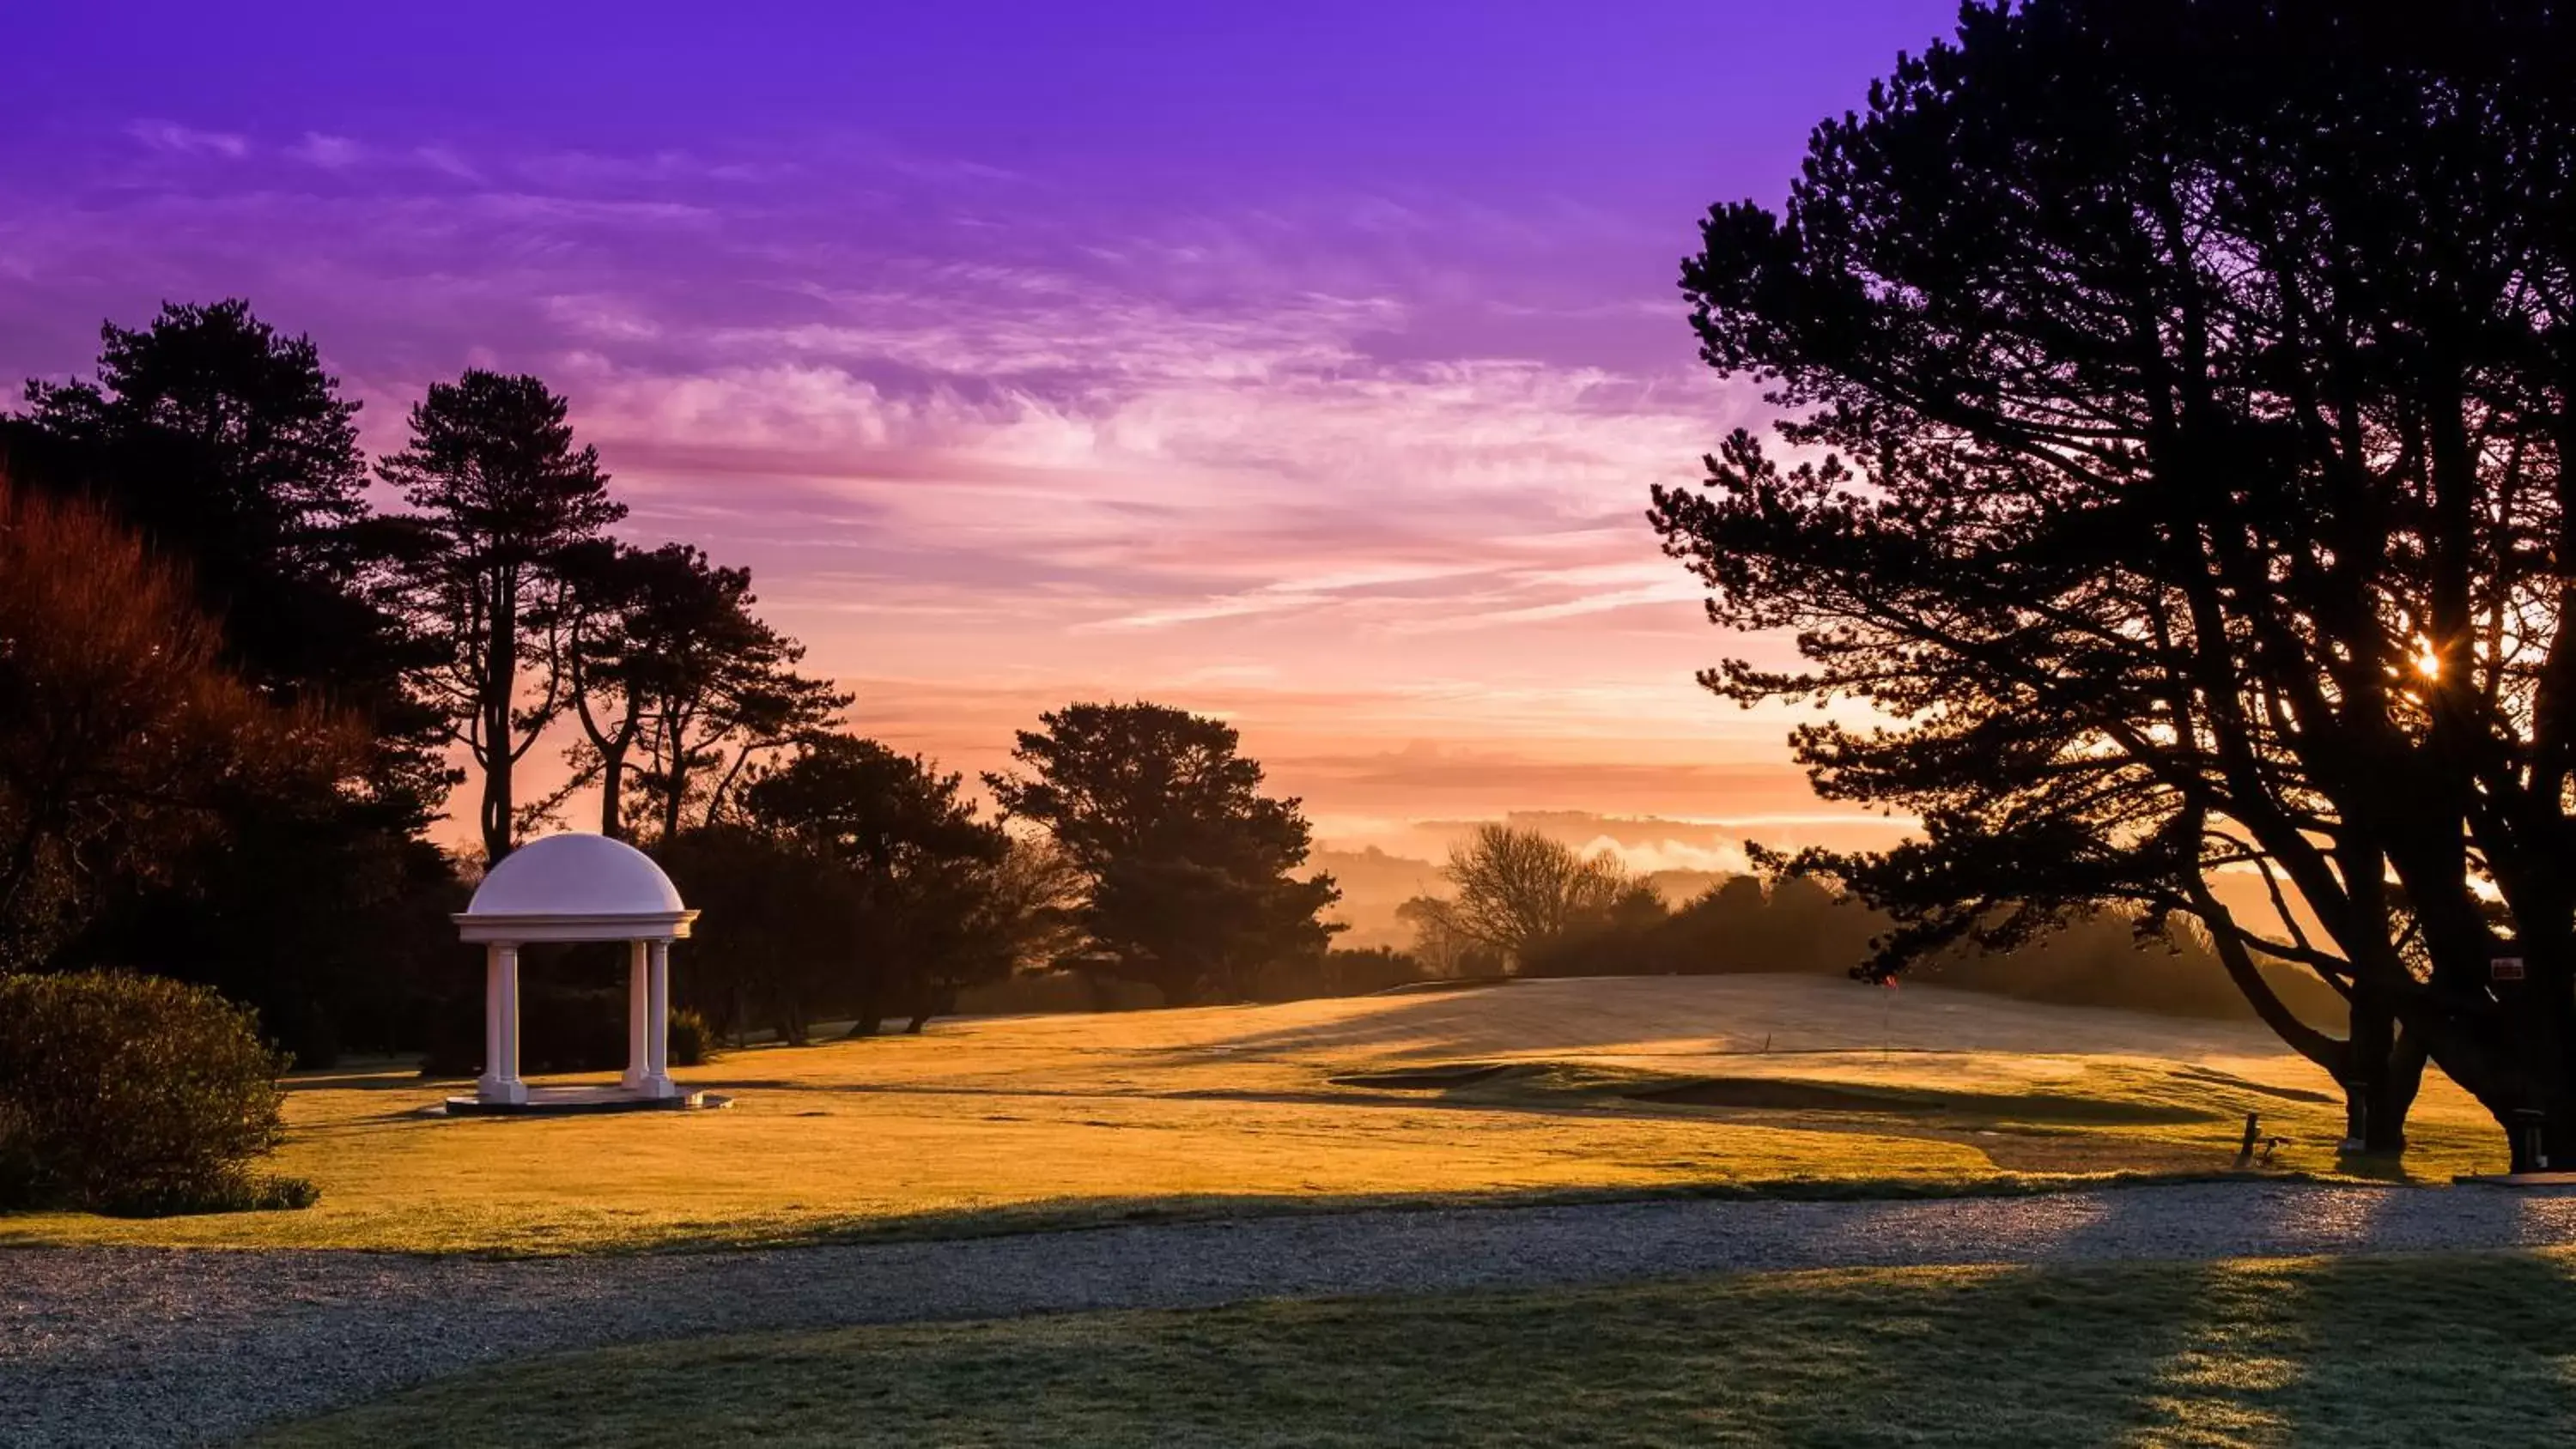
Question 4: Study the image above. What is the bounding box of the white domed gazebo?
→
[449,833,708,1114]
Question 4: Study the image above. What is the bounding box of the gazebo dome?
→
[465,833,684,919]
[456,834,696,946]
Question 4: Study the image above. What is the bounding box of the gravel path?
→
[9,1181,2576,1447]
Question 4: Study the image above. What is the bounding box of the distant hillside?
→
[1316,823,2346,1034]
[1646,870,1729,904]
[1313,847,1443,949]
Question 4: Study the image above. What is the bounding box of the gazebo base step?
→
[441,1086,732,1116]
[2457,1171,2576,1188]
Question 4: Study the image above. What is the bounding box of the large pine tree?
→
[987,702,1340,1004]
[381,371,625,864]
[1653,0,2576,1162]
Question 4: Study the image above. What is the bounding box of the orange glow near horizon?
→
[7,5,1978,874]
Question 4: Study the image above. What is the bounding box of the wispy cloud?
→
[125,119,248,158]
[289,132,365,169]
[4,122,1814,834]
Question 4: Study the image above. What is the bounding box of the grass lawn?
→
[0,976,2512,1255]
[253,1249,2576,1446]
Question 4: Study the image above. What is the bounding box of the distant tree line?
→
[0,301,1362,1070]
[1397,826,2339,1023]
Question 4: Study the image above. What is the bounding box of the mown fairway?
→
[0,976,2506,1254]
[253,1249,2576,1447]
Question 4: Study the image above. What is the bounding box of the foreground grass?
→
[0,978,2509,1254]
[257,1250,2576,1447]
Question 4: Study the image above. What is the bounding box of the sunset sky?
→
[3,2,1955,859]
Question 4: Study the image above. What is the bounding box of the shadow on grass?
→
[539,1168,2329,1258]
[2175,1064,2341,1104]
[2334,1147,2417,1184]
[281,1070,450,1094]
[1631,1075,2223,1125]
[676,1074,1721,1125]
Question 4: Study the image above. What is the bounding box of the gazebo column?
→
[478,941,529,1105]
[623,939,653,1091]
[639,937,677,1098]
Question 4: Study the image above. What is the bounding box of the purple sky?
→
[3,2,1959,856]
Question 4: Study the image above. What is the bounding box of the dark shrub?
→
[954,969,1162,1016]
[421,980,624,1076]
[420,985,721,1075]
[667,1008,716,1067]
[519,984,629,1073]
[416,989,485,1079]
[0,970,313,1215]
[1245,947,1432,1003]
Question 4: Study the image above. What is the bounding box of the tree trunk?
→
[2340,994,2429,1155]
[2342,987,2399,1151]
[598,738,628,840]
[2368,1030,2430,1155]
[2506,975,2576,1173]
[574,689,639,841]
[2195,891,2385,1145]
[1083,970,1123,1012]
[2393,961,2576,1173]
[905,985,955,1035]
[479,574,518,864]
[659,715,691,845]
[705,744,757,828]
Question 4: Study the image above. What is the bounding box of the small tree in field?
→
[904,837,1085,1032]
[742,735,1006,1035]
[987,702,1340,1005]
[1397,895,1497,978]
[1437,824,1644,969]
[1652,0,2576,1161]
